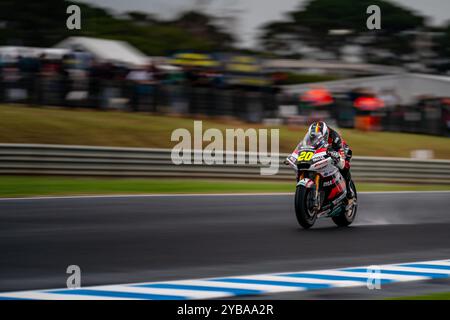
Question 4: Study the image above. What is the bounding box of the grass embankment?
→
[0,104,449,158]
[1,176,449,198]
[390,292,450,300]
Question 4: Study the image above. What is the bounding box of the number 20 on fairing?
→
[298,151,314,161]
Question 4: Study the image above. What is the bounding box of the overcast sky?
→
[76,0,450,47]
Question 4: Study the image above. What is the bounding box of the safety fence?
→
[0,75,279,122]
[1,144,449,184]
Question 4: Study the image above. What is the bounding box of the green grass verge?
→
[0,104,449,158]
[0,176,449,198]
[390,292,450,300]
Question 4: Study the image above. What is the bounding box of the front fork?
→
[297,172,321,211]
[313,174,321,210]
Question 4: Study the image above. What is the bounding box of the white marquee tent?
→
[54,36,150,66]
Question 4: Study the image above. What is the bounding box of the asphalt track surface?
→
[1,191,450,299]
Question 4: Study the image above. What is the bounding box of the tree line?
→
[0,0,449,72]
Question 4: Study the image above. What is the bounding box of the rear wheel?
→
[332,180,357,227]
[295,186,317,229]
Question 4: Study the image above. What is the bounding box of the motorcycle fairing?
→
[296,178,314,188]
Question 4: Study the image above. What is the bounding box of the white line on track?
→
[0,190,449,201]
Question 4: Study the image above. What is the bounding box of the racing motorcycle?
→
[286,133,357,229]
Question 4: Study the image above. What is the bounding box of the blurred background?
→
[0,0,450,196]
[0,0,449,134]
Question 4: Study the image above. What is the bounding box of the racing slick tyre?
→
[295,186,317,229]
[332,180,358,227]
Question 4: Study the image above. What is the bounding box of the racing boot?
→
[343,169,355,202]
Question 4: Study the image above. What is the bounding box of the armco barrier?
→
[0,144,449,184]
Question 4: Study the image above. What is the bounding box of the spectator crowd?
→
[0,49,448,136]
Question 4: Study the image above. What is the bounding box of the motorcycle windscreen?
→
[301,132,327,149]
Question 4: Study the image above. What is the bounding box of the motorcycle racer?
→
[286,121,354,201]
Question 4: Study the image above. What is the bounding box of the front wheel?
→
[332,180,358,227]
[295,186,317,229]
